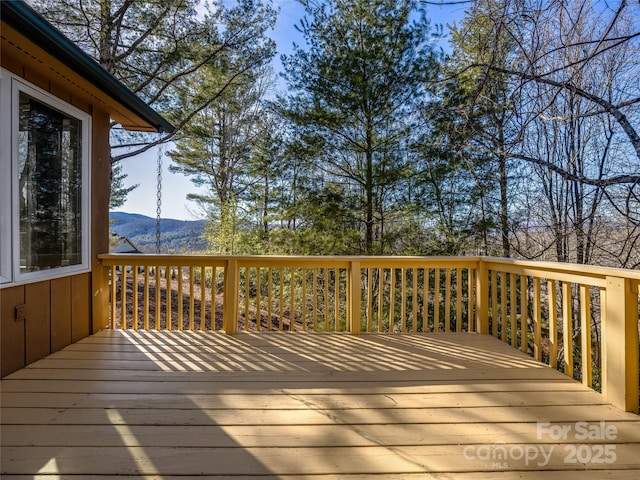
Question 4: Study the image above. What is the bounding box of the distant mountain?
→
[109,212,207,253]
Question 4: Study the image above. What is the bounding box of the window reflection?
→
[18,93,82,272]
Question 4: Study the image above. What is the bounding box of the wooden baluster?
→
[324,268,329,332]
[520,275,528,353]
[189,266,195,331]
[580,284,592,387]
[120,266,127,329]
[434,268,440,331]
[533,277,541,361]
[278,268,284,331]
[510,273,517,346]
[110,265,117,330]
[562,282,573,376]
[301,267,307,331]
[268,267,273,331]
[200,266,205,331]
[548,280,557,368]
[313,268,318,332]
[412,268,418,333]
[334,268,340,332]
[600,288,606,398]
[244,267,250,331]
[424,268,430,332]
[166,265,172,331]
[445,268,451,333]
[155,265,161,330]
[500,272,507,342]
[349,261,361,334]
[401,268,407,332]
[210,267,218,331]
[389,269,396,332]
[467,269,474,332]
[491,270,498,337]
[367,268,373,332]
[290,267,296,332]
[378,268,384,333]
[456,268,462,333]
[256,267,261,331]
[143,267,150,330]
[177,267,184,331]
[132,266,138,330]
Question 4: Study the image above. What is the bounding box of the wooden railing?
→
[477,258,640,413]
[98,254,639,413]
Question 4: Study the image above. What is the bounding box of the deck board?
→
[2,330,639,478]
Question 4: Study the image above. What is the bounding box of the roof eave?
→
[1,0,175,134]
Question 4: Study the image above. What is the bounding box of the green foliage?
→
[109,163,139,210]
[413,78,498,255]
[162,1,276,253]
[269,182,362,255]
[46,0,639,269]
[280,0,439,254]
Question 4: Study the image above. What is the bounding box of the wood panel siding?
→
[71,274,91,342]
[51,277,72,353]
[1,273,92,377]
[90,108,112,334]
[24,281,50,364]
[0,287,26,376]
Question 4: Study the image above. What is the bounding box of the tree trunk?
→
[262,173,269,237]
[498,153,509,257]
[99,0,114,71]
[365,122,374,255]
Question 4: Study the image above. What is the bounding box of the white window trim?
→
[0,69,12,284]
[1,68,91,286]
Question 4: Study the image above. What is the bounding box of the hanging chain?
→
[155,129,163,254]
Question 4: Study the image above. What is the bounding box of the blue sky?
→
[115,0,467,220]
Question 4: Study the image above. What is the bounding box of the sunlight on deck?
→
[118,329,548,372]
[2,330,640,478]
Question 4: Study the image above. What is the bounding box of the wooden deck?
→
[1,331,639,479]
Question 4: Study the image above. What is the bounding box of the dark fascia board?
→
[1,0,175,134]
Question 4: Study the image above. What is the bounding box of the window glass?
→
[18,92,83,272]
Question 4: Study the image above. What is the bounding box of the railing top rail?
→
[98,253,480,261]
[481,256,640,282]
[98,253,229,267]
[97,253,640,281]
[98,254,481,268]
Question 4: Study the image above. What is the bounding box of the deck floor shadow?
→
[2,330,640,478]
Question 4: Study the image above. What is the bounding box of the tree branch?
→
[111,52,272,163]
[492,150,640,187]
[472,63,640,161]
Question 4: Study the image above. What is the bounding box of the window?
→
[1,69,90,285]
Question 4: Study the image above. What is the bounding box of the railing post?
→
[92,260,110,333]
[603,276,639,413]
[349,261,361,334]
[223,258,239,334]
[475,259,489,335]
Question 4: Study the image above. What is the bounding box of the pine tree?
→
[281,0,438,254]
